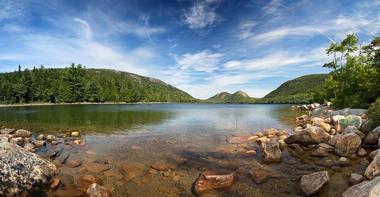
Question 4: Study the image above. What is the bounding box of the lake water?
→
[0,104,355,196]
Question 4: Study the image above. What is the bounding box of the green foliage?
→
[0,65,195,104]
[206,91,257,103]
[368,98,380,127]
[319,34,380,108]
[263,74,328,103]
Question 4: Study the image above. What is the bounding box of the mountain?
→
[206,91,256,103]
[0,65,195,104]
[262,74,328,103]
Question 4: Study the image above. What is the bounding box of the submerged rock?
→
[249,167,272,184]
[194,173,234,195]
[349,173,364,185]
[343,176,380,197]
[120,163,145,180]
[0,142,57,196]
[285,126,330,145]
[334,133,362,156]
[300,171,329,196]
[259,140,282,163]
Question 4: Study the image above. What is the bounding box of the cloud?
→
[238,21,256,40]
[74,17,92,39]
[173,50,224,73]
[183,0,221,30]
[263,0,285,15]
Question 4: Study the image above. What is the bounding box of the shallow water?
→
[0,104,363,196]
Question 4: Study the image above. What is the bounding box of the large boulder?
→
[0,142,57,196]
[343,176,380,197]
[364,126,380,145]
[330,108,367,117]
[338,115,363,131]
[344,126,365,139]
[334,133,362,156]
[14,129,32,138]
[311,117,331,132]
[365,151,380,180]
[259,140,282,163]
[300,171,329,196]
[285,126,330,145]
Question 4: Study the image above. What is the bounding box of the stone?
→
[36,134,46,140]
[338,157,351,167]
[311,147,329,157]
[334,133,362,156]
[67,160,82,168]
[34,140,46,148]
[0,136,9,142]
[23,142,35,152]
[14,129,32,137]
[285,126,330,145]
[365,152,380,179]
[293,126,303,133]
[120,163,145,180]
[151,161,177,171]
[338,115,363,131]
[296,115,309,126]
[358,148,368,157]
[300,171,329,196]
[343,176,380,197]
[46,135,56,141]
[344,126,365,139]
[365,126,380,145]
[79,174,101,184]
[349,173,364,185]
[73,139,85,146]
[51,140,58,145]
[71,131,80,137]
[10,137,24,146]
[84,162,111,173]
[194,173,234,195]
[317,143,334,152]
[278,139,287,151]
[249,168,272,184]
[289,144,304,155]
[311,117,331,132]
[328,134,342,146]
[259,140,282,163]
[361,119,374,134]
[50,178,60,189]
[0,128,15,134]
[0,142,57,196]
[86,183,110,197]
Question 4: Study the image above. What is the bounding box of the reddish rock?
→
[67,160,82,168]
[120,163,145,180]
[50,178,60,189]
[194,173,234,194]
[226,136,250,144]
[84,163,111,173]
[249,168,272,184]
[151,161,177,171]
[300,171,329,196]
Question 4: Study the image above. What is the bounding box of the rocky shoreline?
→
[1,103,380,196]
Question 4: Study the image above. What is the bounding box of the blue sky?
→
[0,0,379,99]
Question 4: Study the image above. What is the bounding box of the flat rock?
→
[249,167,272,184]
[194,173,234,195]
[84,162,111,173]
[120,163,145,180]
[300,171,329,196]
[226,136,250,144]
[151,161,177,171]
[67,159,82,168]
[343,176,380,197]
[0,142,57,196]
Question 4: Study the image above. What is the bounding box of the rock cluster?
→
[286,105,380,196]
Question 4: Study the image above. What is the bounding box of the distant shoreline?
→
[0,102,304,108]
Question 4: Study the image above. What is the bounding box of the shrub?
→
[368,98,380,127]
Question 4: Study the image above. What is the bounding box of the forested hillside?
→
[262,74,328,103]
[0,64,195,104]
[206,91,256,103]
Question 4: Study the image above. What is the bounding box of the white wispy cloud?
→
[173,50,224,73]
[263,0,285,15]
[183,0,221,30]
[74,17,92,39]
[238,21,256,40]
